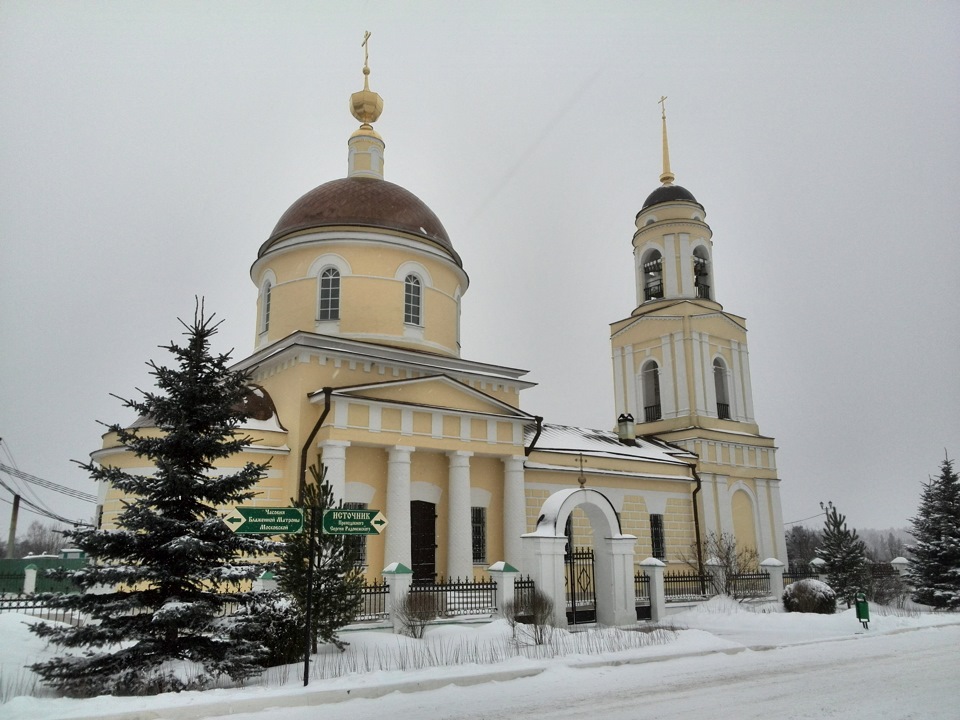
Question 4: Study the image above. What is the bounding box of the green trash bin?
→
[855,592,869,629]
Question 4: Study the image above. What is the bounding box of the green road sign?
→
[322,508,388,535]
[222,507,304,534]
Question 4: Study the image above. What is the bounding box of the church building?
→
[94,48,787,584]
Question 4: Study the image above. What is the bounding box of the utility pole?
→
[6,494,19,559]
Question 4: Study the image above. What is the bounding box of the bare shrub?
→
[783,578,836,614]
[395,591,440,639]
[504,588,555,645]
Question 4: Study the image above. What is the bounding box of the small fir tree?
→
[277,463,363,653]
[30,303,279,696]
[816,501,868,607]
[907,456,960,609]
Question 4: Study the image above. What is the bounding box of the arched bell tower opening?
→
[522,488,637,627]
[693,245,712,300]
[640,248,664,302]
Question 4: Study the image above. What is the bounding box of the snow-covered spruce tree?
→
[816,501,868,607]
[907,456,960,609]
[277,463,363,653]
[30,303,279,697]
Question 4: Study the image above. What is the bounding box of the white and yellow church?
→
[94,48,787,587]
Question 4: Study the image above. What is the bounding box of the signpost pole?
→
[302,505,317,687]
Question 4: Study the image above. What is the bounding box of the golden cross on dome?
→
[659,95,668,119]
[362,31,371,69]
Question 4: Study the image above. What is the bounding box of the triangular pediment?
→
[316,375,534,418]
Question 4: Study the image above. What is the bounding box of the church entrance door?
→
[410,500,436,584]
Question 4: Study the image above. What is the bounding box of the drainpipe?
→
[298,387,332,501]
[524,416,544,457]
[689,464,704,574]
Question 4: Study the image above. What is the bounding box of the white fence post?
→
[382,562,413,634]
[23,565,38,595]
[488,561,519,616]
[639,558,666,622]
[760,558,785,597]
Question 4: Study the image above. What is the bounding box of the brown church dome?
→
[262,177,459,265]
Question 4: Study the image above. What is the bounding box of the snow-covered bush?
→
[228,591,303,667]
[782,578,836,614]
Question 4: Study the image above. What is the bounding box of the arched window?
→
[404,274,422,325]
[260,280,273,333]
[641,250,663,301]
[714,358,730,419]
[693,246,711,300]
[641,360,662,422]
[318,267,340,321]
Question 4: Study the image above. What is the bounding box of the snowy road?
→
[222,626,960,720]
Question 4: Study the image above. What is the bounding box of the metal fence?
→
[356,578,389,622]
[407,577,498,617]
[663,571,712,601]
[0,596,85,626]
[634,572,652,620]
[728,571,771,598]
[783,566,819,587]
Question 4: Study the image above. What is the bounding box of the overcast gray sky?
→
[1,1,958,540]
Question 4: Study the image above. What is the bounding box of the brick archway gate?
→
[522,488,637,628]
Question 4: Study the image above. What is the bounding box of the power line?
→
[0,476,93,527]
[0,462,97,503]
[785,510,827,526]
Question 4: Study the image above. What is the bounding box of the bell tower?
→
[610,99,787,562]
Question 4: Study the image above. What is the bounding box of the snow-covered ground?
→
[3,598,959,720]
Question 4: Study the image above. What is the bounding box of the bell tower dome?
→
[631,97,717,310]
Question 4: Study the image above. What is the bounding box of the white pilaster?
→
[768,478,788,562]
[318,439,350,504]
[739,343,756,422]
[663,234,679,297]
[624,346,637,421]
[385,446,414,568]
[754,478,774,560]
[661,335,676,418]
[502,455,527,568]
[447,451,473,580]
[612,347,625,418]
[673,332,690,416]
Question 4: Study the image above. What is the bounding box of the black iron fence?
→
[634,571,652,620]
[356,578,389,622]
[728,571,771,598]
[664,571,712,601]
[0,596,85,626]
[408,576,498,618]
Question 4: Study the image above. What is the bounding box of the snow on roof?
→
[525,423,696,466]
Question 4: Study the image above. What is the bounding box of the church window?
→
[650,514,666,560]
[260,280,273,333]
[318,267,341,321]
[714,358,731,419]
[404,274,422,325]
[641,360,662,422]
[642,250,663,301]
[344,502,367,567]
[471,507,487,564]
[693,246,711,300]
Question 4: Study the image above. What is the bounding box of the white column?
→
[447,451,473,580]
[502,455,527,568]
[318,439,350,504]
[385,446,414,569]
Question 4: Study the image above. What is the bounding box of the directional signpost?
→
[222,507,304,534]
[321,508,388,535]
